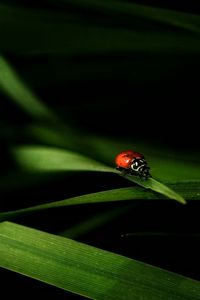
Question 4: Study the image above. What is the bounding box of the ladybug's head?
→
[131,158,150,179]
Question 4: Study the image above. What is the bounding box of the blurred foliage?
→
[0,1,200,299]
[0,1,200,147]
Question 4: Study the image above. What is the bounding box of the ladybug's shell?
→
[115,150,143,169]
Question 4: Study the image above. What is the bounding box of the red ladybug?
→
[115,150,150,179]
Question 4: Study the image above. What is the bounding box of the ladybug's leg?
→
[116,167,129,176]
[120,169,129,176]
[139,167,151,180]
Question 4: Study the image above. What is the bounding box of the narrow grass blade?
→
[1,4,200,55]
[168,181,200,200]
[60,204,132,238]
[123,174,186,204]
[13,145,112,173]
[1,182,194,222]
[0,56,57,121]
[57,0,200,34]
[0,222,199,300]
[121,232,200,238]
[0,187,156,221]
[11,145,186,205]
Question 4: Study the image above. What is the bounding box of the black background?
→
[0,1,200,299]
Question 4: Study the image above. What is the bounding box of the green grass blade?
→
[60,204,132,238]
[13,145,112,173]
[0,222,199,300]
[1,4,200,54]
[123,175,186,204]
[1,182,196,222]
[168,181,200,200]
[0,56,57,121]
[11,145,186,204]
[0,187,156,221]
[58,0,200,34]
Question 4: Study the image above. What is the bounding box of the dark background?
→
[1,1,199,151]
[0,1,200,298]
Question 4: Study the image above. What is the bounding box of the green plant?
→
[0,2,200,299]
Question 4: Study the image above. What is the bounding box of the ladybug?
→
[115,150,150,179]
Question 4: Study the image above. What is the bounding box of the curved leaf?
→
[0,4,200,54]
[123,175,186,204]
[0,187,156,221]
[0,222,199,300]
[11,145,186,204]
[2,181,197,221]
[13,145,112,173]
[0,56,56,121]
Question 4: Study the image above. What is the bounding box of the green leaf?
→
[11,145,186,204]
[0,56,57,121]
[13,145,112,173]
[57,0,200,34]
[123,175,186,204]
[0,187,154,221]
[0,222,199,300]
[2,182,197,222]
[0,4,200,54]
[59,204,132,238]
